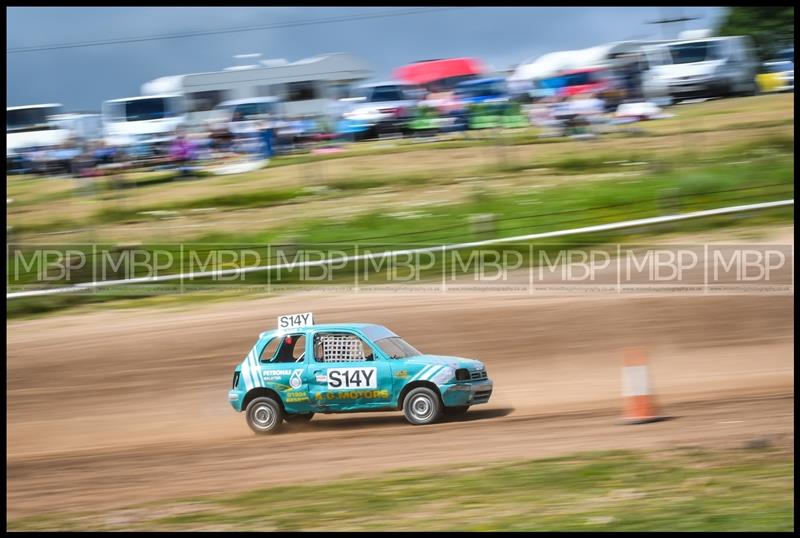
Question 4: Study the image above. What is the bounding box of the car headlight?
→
[455,368,470,381]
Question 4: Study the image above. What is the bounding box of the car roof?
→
[217,97,280,107]
[656,36,734,47]
[259,323,397,339]
[357,81,412,89]
[104,94,182,104]
[7,103,63,111]
[457,77,505,87]
[561,67,604,75]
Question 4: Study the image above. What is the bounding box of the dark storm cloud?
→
[7,7,724,110]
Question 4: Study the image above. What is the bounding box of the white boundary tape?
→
[6,198,794,299]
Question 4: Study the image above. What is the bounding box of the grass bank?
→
[6,142,793,318]
[7,446,793,531]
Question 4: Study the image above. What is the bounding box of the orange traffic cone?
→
[621,347,664,424]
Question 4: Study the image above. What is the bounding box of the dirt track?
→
[6,232,795,520]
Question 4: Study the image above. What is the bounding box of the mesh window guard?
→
[317,333,365,362]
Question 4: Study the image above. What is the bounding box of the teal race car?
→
[228,313,493,434]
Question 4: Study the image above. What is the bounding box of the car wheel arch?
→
[242,387,285,412]
[396,380,443,409]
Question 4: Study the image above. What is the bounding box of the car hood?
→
[104,117,184,137]
[404,354,485,370]
[462,95,510,104]
[347,100,416,114]
[7,129,72,154]
[228,120,263,134]
[653,60,724,79]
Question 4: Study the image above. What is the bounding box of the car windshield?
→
[667,41,721,64]
[563,71,600,86]
[7,106,61,132]
[374,336,422,359]
[458,81,505,97]
[124,98,171,121]
[368,86,407,102]
[766,61,793,73]
[231,102,276,120]
[537,76,565,90]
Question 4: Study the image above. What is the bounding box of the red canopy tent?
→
[393,58,485,87]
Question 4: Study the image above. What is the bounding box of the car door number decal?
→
[327,367,377,389]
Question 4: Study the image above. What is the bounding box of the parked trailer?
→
[140,52,373,128]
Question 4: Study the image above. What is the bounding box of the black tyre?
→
[245,396,284,435]
[736,81,758,98]
[402,387,442,425]
[443,405,470,417]
[285,413,314,423]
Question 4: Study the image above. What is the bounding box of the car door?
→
[641,46,670,103]
[307,330,393,411]
[258,332,314,413]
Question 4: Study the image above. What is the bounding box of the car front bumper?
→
[228,389,245,412]
[440,380,494,407]
[666,77,729,99]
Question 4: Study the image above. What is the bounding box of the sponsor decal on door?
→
[327,367,377,390]
[289,369,304,389]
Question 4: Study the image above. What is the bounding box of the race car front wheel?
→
[246,396,284,434]
[403,387,442,425]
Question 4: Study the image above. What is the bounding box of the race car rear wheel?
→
[246,396,284,434]
[285,413,314,423]
[403,387,442,425]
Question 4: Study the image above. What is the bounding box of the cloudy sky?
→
[7,6,725,110]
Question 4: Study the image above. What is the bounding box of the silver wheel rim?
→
[410,395,434,421]
[251,403,276,430]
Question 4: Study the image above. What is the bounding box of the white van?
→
[647,36,759,100]
[6,104,72,156]
[209,97,282,135]
[101,94,186,147]
[49,113,103,142]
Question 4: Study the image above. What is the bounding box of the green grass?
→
[7,447,793,531]
[285,149,793,246]
[7,127,794,236]
[106,134,794,231]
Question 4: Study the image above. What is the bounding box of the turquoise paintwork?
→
[228,323,493,415]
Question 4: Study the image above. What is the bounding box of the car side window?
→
[259,337,280,362]
[314,332,375,362]
[271,334,306,363]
